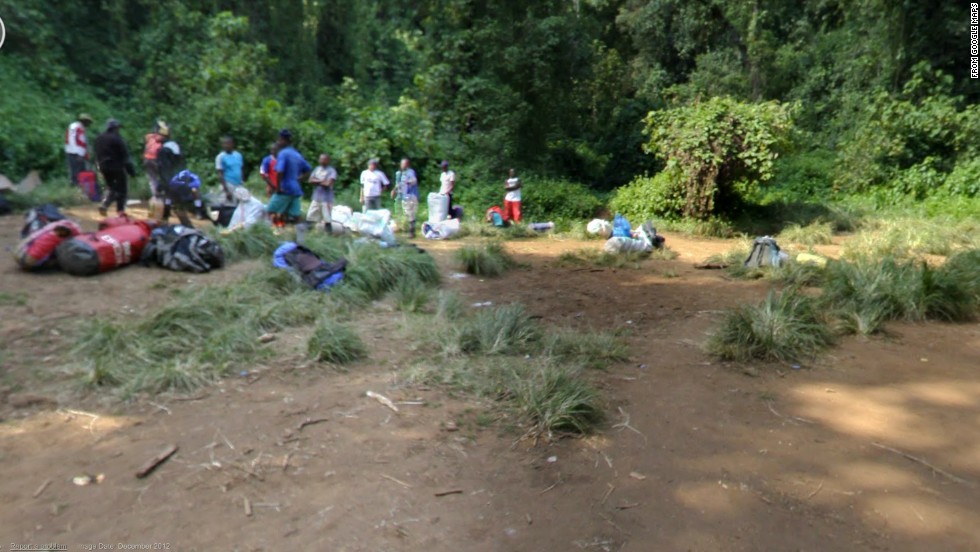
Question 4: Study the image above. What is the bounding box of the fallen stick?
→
[871,442,975,486]
[381,474,412,488]
[33,479,52,498]
[243,497,253,517]
[615,502,640,510]
[172,392,209,402]
[434,489,464,497]
[297,417,329,431]
[600,483,615,505]
[366,391,399,413]
[805,481,824,500]
[135,444,179,479]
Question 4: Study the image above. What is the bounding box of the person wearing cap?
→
[162,169,208,227]
[65,113,93,187]
[143,120,168,197]
[215,135,244,201]
[271,129,312,224]
[439,160,456,218]
[503,168,522,223]
[307,153,338,231]
[359,158,390,211]
[392,158,419,237]
[94,118,136,216]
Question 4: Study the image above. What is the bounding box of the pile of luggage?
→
[13,205,225,275]
[587,214,666,253]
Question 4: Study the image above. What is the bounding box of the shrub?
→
[455,242,515,277]
[609,167,687,222]
[708,290,832,362]
[307,317,367,364]
[436,290,466,321]
[343,240,440,299]
[518,178,603,222]
[393,277,431,313]
[543,329,629,370]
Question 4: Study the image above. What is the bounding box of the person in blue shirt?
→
[215,135,244,201]
[270,129,311,224]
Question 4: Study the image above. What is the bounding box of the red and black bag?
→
[56,221,156,276]
[78,170,102,202]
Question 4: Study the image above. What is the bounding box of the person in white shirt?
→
[503,168,523,223]
[227,186,268,230]
[307,153,338,230]
[439,160,457,218]
[359,158,389,211]
[392,158,420,237]
[65,113,93,187]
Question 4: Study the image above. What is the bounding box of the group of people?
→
[64,114,526,236]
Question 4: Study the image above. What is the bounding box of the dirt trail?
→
[1,208,978,551]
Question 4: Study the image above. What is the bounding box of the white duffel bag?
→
[603,236,652,254]
[586,219,612,239]
[422,218,461,240]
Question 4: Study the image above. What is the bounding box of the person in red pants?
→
[503,168,522,223]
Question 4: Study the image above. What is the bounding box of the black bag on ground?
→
[21,204,66,237]
[282,245,347,290]
[141,225,225,273]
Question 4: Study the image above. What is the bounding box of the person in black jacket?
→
[95,118,136,215]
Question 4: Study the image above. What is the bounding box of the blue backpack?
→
[612,214,632,238]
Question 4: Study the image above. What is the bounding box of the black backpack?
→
[282,245,347,290]
[141,225,225,273]
[744,237,782,268]
[21,204,66,238]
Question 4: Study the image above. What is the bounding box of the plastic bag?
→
[427,193,449,223]
[586,219,612,238]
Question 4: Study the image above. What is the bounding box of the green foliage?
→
[519,178,603,222]
[644,97,796,219]
[511,363,604,435]
[543,329,629,370]
[708,290,832,362]
[214,224,281,261]
[609,168,687,222]
[458,304,542,355]
[455,242,515,277]
[778,222,834,246]
[307,317,367,364]
[393,277,432,313]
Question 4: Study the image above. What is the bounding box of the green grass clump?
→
[841,218,980,259]
[821,251,980,333]
[512,363,603,435]
[393,277,431,313]
[779,222,834,246]
[556,248,647,269]
[459,303,541,355]
[708,289,832,362]
[543,329,629,369]
[344,241,440,299]
[4,184,84,210]
[436,290,466,321]
[307,317,367,364]
[215,223,281,261]
[455,242,515,277]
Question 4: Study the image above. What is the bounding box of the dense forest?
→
[0,0,976,222]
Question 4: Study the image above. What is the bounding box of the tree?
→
[644,96,795,218]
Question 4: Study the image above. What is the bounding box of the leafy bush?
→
[609,167,687,222]
[644,96,796,219]
[708,290,832,362]
[455,242,515,277]
[307,317,367,364]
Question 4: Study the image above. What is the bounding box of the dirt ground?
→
[1,204,979,551]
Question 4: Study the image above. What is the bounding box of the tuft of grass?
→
[511,363,603,436]
[926,249,980,321]
[455,242,515,277]
[436,290,466,321]
[4,184,84,210]
[543,329,629,370]
[708,289,832,362]
[393,277,431,313]
[0,291,28,307]
[556,248,645,269]
[215,223,282,261]
[344,241,441,299]
[307,317,367,364]
[779,222,834,246]
[458,303,541,355]
[841,218,979,259]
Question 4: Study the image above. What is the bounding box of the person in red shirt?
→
[143,120,168,197]
[260,143,279,196]
[65,113,93,187]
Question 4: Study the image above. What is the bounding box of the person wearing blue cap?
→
[270,129,311,224]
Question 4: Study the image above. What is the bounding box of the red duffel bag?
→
[98,213,135,230]
[56,221,156,276]
[13,220,83,270]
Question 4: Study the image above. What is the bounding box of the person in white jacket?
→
[227,187,268,231]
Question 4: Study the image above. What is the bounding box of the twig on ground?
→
[612,407,647,442]
[62,408,100,434]
[282,452,293,472]
[33,479,52,498]
[805,480,824,499]
[172,392,209,402]
[539,473,563,495]
[381,474,412,488]
[601,483,615,505]
[434,489,464,497]
[766,401,815,425]
[871,442,975,487]
[297,417,329,431]
[615,502,639,510]
[149,401,171,415]
[243,497,253,517]
[135,444,179,478]
[366,391,400,413]
[215,429,235,450]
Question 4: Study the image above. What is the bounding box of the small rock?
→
[258,333,277,343]
[444,421,459,432]
[546,456,558,463]
[742,366,760,378]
